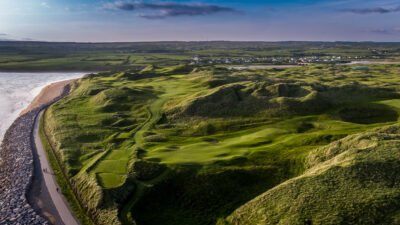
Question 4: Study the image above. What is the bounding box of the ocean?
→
[0,72,86,143]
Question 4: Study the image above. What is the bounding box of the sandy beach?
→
[0,72,85,143]
[20,79,77,116]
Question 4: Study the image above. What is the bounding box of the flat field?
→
[1,41,400,71]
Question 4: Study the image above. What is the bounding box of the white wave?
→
[0,72,86,143]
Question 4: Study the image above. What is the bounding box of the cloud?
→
[0,34,11,41]
[369,27,400,35]
[341,6,400,14]
[41,2,50,8]
[369,28,392,34]
[102,1,240,19]
[103,1,135,11]
[264,8,276,12]
[0,34,36,42]
[139,3,239,19]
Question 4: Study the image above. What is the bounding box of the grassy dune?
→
[221,124,400,225]
[44,63,400,224]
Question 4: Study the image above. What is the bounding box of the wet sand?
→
[20,79,77,116]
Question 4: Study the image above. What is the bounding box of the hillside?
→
[42,63,400,225]
[222,124,400,225]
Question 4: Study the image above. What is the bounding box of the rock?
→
[0,84,71,224]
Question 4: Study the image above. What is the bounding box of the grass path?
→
[119,76,192,224]
[90,76,189,187]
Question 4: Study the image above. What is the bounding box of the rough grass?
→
[222,124,400,225]
[43,64,400,225]
[163,79,398,119]
[338,103,398,124]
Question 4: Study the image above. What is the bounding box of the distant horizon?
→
[2,40,400,44]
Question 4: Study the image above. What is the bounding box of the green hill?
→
[222,124,400,225]
[42,63,400,225]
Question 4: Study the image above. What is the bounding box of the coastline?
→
[20,79,77,116]
[0,70,100,73]
[0,72,87,143]
[0,79,75,224]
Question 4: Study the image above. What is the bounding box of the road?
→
[33,110,80,225]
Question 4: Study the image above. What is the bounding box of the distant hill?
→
[0,41,399,71]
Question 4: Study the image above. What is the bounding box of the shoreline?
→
[0,70,100,73]
[20,79,77,116]
[0,72,88,143]
[0,79,75,224]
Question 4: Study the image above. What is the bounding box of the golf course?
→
[36,62,400,225]
[3,0,400,223]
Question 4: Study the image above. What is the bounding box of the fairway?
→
[90,75,199,188]
[42,63,400,225]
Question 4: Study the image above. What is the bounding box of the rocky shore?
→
[0,84,71,224]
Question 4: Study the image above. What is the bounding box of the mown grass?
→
[43,63,400,225]
[39,112,93,225]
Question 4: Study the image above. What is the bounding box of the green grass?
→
[143,116,389,164]
[42,63,400,225]
[222,124,400,225]
[97,173,127,189]
[378,99,400,111]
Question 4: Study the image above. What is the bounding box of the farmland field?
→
[1,41,400,71]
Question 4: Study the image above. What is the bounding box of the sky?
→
[0,0,400,42]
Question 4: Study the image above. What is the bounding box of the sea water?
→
[0,72,86,143]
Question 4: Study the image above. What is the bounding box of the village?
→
[189,54,383,65]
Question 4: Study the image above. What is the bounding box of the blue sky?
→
[0,0,400,42]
